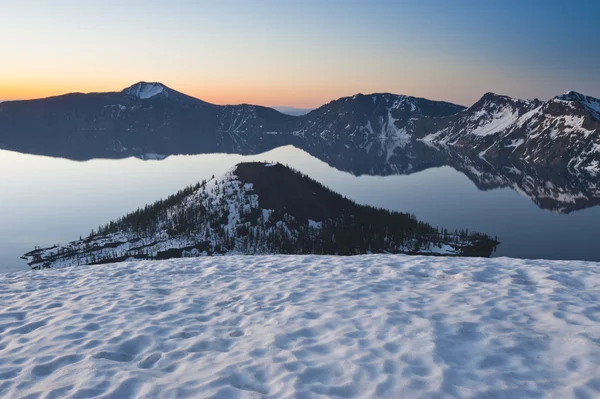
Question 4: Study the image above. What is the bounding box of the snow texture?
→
[1,255,600,398]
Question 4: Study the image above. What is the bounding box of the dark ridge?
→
[313,93,466,118]
[234,162,353,222]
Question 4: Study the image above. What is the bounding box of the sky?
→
[0,0,599,108]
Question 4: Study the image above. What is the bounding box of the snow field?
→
[0,255,599,398]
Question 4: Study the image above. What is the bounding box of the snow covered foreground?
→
[1,256,600,399]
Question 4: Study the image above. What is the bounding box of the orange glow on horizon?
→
[0,80,347,109]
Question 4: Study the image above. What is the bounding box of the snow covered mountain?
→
[123,82,168,99]
[274,93,465,173]
[22,162,498,269]
[0,82,283,158]
[419,91,600,173]
[122,81,210,105]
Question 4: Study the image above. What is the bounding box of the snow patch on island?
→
[308,219,322,229]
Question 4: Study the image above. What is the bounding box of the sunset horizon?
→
[2,0,599,108]
[1,78,598,110]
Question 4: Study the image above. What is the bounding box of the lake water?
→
[1,146,599,272]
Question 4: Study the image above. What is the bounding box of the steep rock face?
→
[22,163,499,269]
[419,92,600,173]
[420,93,540,145]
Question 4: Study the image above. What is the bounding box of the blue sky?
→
[0,0,598,107]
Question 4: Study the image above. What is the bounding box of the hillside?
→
[1,255,599,398]
[22,163,498,269]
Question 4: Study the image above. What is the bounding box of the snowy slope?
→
[123,82,166,99]
[420,93,536,145]
[121,81,212,106]
[1,255,599,398]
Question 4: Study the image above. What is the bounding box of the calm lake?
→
[1,145,599,272]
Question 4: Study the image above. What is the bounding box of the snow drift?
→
[1,255,599,398]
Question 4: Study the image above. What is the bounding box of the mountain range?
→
[0,81,597,174]
[1,82,598,214]
[22,162,499,269]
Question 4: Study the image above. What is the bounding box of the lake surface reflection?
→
[1,146,599,272]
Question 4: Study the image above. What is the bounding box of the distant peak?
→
[555,90,589,102]
[229,161,280,174]
[122,82,167,99]
[341,92,406,101]
[333,93,413,107]
[120,81,212,106]
[473,92,534,108]
[554,90,600,118]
